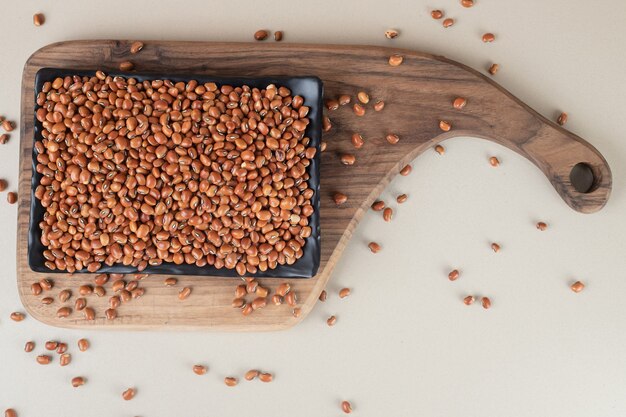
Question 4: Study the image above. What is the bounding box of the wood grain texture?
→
[17,40,612,331]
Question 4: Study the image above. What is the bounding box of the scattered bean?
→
[0,179,7,192]
[435,145,445,155]
[357,91,370,104]
[351,133,364,149]
[481,297,491,309]
[368,242,381,253]
[431,10,443,19]
[321,141,327,152]
[271,294,283,305]
[571,281,585,293]
[2,120,15,131]
[482,33,495,43]
[24,341,35,352]
[274,31,283,41]
[400,165,412,176]
[119,61,134,71]
[58,289,71,302]
[242,304,254,316]
[94,274,109,286]
[4,410,16,417]
[0,134,10,144]
[325,99,339,111]
[276,283,291,297]
[333,192,348,205]
[396,194,408,204]
[319,290,327,302]
[353,103,366,116]
[384,29,399,39]
[254,30,269,41]
[164,278,178,287]
[341,154,356,165]
[105,308,117,320]
[327,315,337,326]
[386,133,400,144]
[79,285,93,296]
[74,298,86,311]
[461,0,474,7]
[259,372,273,382]
[30,282,42,295]
[339,288,351,298]
[245,370,260,380]
[388,54,404,66]
[373,100,385,111]
[94,286,106,297]
[193,365,208,375]
[383,207,393,222]
[251,297,267,310]
[285,291,298,306]
[448,269,460,281]
[292,307,302,318]
[491,243,501,253]
[342,400,353,414]
[78,338,89,351]
[10,312,25,322]
[122,388,136,400]
[33,13,45,26]
[179,287,192,300]
[489,156,500,167]
[37,355,52,365]
[536,222,548,231]
[83,307,95,321]
[232,298,245,308]
[7,192,17,204]
[488,63,499,75]
[443,18,455,28]
[41,297,53,305]
[40,278,53,291]
[130,41,144,54]
[323,115,333,131]
[463,295,475,305]
[72,377,86,387]
[439,120,451,132]
[453,97,467,109]
[371,200,385,211]
[224,377,238,387]
[60,353,71,366]
[338,95,351,105]
[557,112,568,126]
[45,341,58,350]
[56,343,68,354]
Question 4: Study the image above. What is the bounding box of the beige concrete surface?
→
[1,0,625,416]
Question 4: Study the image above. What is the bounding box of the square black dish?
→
[29,68,322,278]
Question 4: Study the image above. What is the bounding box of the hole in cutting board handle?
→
[569,162,597,193]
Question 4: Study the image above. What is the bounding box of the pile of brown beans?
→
[34,73,317,275]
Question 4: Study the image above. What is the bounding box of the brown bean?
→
[357,91,370,104]
[489,156,500,167]
[435,145,445,155]
[74,298,86,311]
[271,295,283,306]
[24,341,35,352]
[557,112,568,126]
[179,287,192,300]
[246,280,258,294]
[571,281,585,293]
[277,283,291,297]
[338,95,351,105]
[488,63,499,75]
[164,277,178,286]
[0,179,7,192]
[254,30,269,41]
[232,298,245,308]
[31,282,42,295]
[327,315,337,326]
[453,97,467,109]
[481,297,492,309]
[94,286,106,297]
[58,289,72,302]
[400,165,412,176]
[259,372,273,382]
[94,274,109,286]
[461,0,474,7]
[384,29,399,39]
[373,100,385,111]
[224,377,238,386]
[10,312,25,322]
[122,388,136,400]
[130,41,144,54]
[491,243,501,253]
[371,200,385,211]
[333,192,348,205]
[325,99,340,111]
[245,370,259,380]
[536,222,548,231]
[482,33,495,43]
[105,308,117,320]
[56,343,68,354]
[338,288,351,299]
[439,120,451,132]
[388,54,404,66]
[84,307,95,321]
[78,338,89,352]
[5,409,17,417]
[340,154,356,165]
[386,134,400,145]
[242,304,254,316]
[383,207,393,222]
[274,31,283,41]
[342,400,353,414]
[351,133,364,149]
[463,295,475,305]
[285,291,298,307]
[353,103,365,116]
[60,353,71,366]
[368,242,381,253]
[448,269,460,281]
[319,290,327,302]
[41,297,53,305]
[57,307,72,318]
[7,192,17,204]
[33,13,45,26]
[443,18,454,28]
[45,341,58,351]
[396,194,408,204]
[2,120,15,132]
[72,377,86,387]
[193,365,208,375]
[37,355,52,365]
[79,285,93,296]
[119,61,135,71]
[292,307,302,318]
[431,10,443,19]
[251,297,267,310]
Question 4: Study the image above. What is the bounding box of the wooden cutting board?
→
[17,40,612,331]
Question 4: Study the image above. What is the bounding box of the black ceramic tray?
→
[29,68,323,278]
